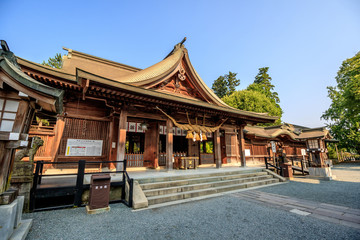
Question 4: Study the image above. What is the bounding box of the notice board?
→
[65,139,103,156]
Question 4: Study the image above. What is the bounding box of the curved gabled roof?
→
[114,42,231,107]
[116,46,184,85]
[244,124,332,140]
[244,125,298,140]
[76,68,278,123]
[0,49,64,113]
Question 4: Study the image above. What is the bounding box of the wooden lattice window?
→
[58,118,110,157]
[0,98,19,132]
[308,139,319,149]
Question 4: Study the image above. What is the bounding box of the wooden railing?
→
[124,153,144,167]
[159,152,166,166]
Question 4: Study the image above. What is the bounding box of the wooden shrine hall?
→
[15,39,281,171]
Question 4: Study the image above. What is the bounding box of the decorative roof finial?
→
[180,37,187,46]
[164,37,187,59]
[1,40,10,52]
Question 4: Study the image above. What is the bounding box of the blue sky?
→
[1,0,359,128]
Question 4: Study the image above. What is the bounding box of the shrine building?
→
[5,39,334,173]
[15,39,280,171]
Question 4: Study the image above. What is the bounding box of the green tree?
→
[321,52,360,153]
[222,90,282,125]
[42,53,63,69]
[212,71,240,98]
[249,67,280,103]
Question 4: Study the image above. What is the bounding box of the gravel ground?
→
[259,162,360,209]
[25,194,359,240]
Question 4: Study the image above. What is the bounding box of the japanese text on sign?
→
[65,139,103,156]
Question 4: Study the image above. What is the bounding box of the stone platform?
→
[233,190,360,229]
[0,195,32,240]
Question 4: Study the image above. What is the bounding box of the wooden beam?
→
[166,119,173,171]
[5,140,29,149]
[214,129,221,168]
[116,110,127,170]
[82,79,90,100]
[64,113,111,122]
[0,132,28,141]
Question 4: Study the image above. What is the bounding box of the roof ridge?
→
[62,47,141,72]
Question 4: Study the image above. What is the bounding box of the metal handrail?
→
[264,157,283,176]
[30,159,134,211]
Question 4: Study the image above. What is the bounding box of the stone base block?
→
[9,219,33,240]
[86,205,110,214]
[132,181,148,209]
[309,167,335,180]
[0,201,17,240]
[0,189,18,205]
[14,196,24,229]
[0,195,31,240]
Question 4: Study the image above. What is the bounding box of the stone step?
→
[140,171,268,190]
[143,175,273,197]
[137,169,263,184]
[147,178,279,205]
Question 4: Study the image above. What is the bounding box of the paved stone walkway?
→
[233,190,360,229]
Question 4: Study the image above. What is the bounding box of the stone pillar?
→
[238,125,246,167]
[166,119,173,171]
[10,161,33,212]
[116,110,127,171]
[214,129,222,168]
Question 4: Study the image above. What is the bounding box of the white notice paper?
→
[65,139,103,156]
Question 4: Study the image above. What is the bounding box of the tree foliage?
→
[219,67,282,126]
[249,67,280,103]
[42,53,63,69]
[321,52,360,153]
[222,90,282,125]
[212,71,240,98]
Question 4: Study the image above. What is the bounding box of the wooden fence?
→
[159,152,166,166]
[125,153,144,167]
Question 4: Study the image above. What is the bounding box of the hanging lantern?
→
[193,131,197,142]
[186,130,194,139]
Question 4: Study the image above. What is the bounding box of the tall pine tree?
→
[212,71,240,98]
[42,53,63,69]
[248,67,280,103]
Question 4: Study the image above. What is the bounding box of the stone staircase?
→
[138,169,282,206]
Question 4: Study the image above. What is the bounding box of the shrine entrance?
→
[159,132,189,167]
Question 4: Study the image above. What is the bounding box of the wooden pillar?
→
[12,101,29,132]
[107,116,115,169]
[166,119,173,171]
[144,122,159,168]
[238,125,246,167]
[50,117,65,162]
[116,110,127,170]
[214,129,221,168]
